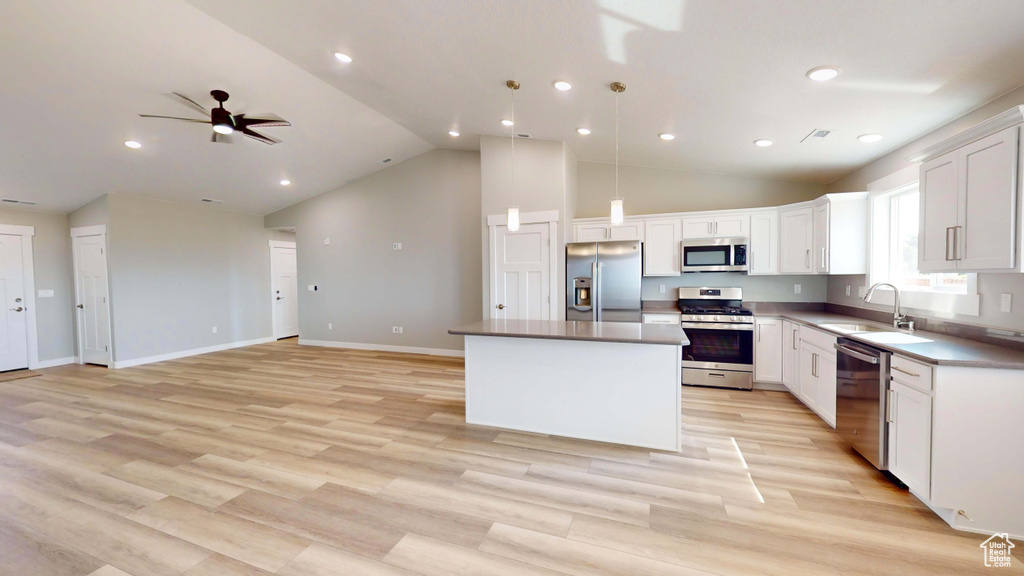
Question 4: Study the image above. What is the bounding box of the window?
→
[870,183,979,315]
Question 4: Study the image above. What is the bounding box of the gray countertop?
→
[769,311,1024,370]
[449,320,689,346]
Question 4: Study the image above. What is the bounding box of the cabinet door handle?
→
[891,366,920,378]
[805,249,810,269]
[945,227,954,261]
[820,247,826,268]
[886,389,895,423]
[811,353,817,377]
[953,225,962,261]
[757,324,761,342]
[792,330,798,350]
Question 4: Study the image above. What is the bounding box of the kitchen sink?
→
[819,323,893,334]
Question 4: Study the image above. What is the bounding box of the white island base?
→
[459,326,683,452]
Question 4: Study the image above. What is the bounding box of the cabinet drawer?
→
[800,325,837,353]
[643,313,681,324]
[890,355,933,393]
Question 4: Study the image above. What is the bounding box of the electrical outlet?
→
[659,284,666,294]
[1001,293,1012,313]
[212,326,217,334]
[845,285,851,296]
[328,323,333,330]
[323,237,331,246]
[392,326,400,334]
[392,242,402,251]
[858,286,868,297]
[793,284,802,294]
[307,284,317,292]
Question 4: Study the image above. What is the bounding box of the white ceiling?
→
[6,1,1024,214]
[188,0,1024,184]
[0,0,431,214]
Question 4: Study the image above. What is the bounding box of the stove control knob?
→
[698,315,705,321]
[713,315,720,321]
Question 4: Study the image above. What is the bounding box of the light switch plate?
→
[793,284,802,294]
[323,238,331,246]
[845,285,851,296]
[37,289,54,298]
[1001,293,1012,313]
[392,242,402,251]
[659,284,666,294]
[212,326,217,334]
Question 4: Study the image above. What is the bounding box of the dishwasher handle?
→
[834,342,880,364]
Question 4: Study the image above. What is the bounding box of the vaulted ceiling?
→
[5,0,1024,214]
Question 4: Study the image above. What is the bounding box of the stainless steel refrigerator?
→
[566,240,642,322]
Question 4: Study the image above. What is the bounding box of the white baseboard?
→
[753,382,788,392]
[112,336,277,369]
[31,356,76,369]
[298,339,464,358]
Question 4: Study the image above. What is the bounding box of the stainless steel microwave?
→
[680,237,748,272]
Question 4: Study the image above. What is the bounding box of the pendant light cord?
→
[614,90,619,200]
[511,84,515,207]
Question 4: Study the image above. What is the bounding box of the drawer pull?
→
[892,366,920,378]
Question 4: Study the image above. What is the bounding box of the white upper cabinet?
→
[643,218,682,276]
[914,108,1022,273]
[813,204,830,274]
[779,207,814,274]
[919,152,960,272]
[681,214,750,239]
[748,211,778,275]
[574,221,644,242]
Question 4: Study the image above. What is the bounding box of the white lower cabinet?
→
[795,327,837,427]
[781,321,800,392]
[888,380,933,499]
[753,318,783,383]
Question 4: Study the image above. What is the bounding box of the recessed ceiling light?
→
[577,128,591,135]
[334,52,352,63]
[659,133,675,141]
[124,140,142,149]
[857,133,884,143]
[806,66,840,82]
[280,179,291,186]
[553,81,573,91]
[448,130,460,137]
[501,119,514,127]
[754,139,774,147]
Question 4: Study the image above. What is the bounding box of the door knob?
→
[10,307,23,312]
[496,304,505,310]
[77,304,84,309]
[276,296,283,300]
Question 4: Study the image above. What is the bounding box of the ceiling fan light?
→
[124,140,142,149]
[213,124,234,135]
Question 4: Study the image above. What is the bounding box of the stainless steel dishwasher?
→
[834,338,891,470]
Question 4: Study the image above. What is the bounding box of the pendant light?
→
[506,80,521,232]
[610,82,626,225]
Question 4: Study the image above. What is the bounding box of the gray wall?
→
[104,194,276,362]
[826,84,1024,330]
[0,208,74,362]
[577,162,825,218]
[265,148,482,352]
[642,274,827,303]
[68,195,109,228]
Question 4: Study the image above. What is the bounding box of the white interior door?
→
[73,234,111,366]
[270,243,299,339]
[493,222,550,321]
[0,235,28,372]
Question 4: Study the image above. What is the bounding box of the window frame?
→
[867,182,980,317]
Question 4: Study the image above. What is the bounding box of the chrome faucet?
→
[863,282,915,331]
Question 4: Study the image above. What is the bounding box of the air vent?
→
[380,158,392,164]
[516,133,532,139]
[1,198,37,205]
[801,129,832,144]
[201,198,224,204]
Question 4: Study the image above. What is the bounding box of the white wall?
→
[87,194,278,364]
[265,148,482,353]
[0,207,75,363]
[826,84,1024,330]
[577,162,825,218]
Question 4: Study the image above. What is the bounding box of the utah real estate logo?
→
[981,533,1015,568]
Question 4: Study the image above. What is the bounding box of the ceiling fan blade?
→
[139,114,210,123]
[241,127,280,145]
[168,92,210,116]
[211,131,233,144]
[234,113,291,128]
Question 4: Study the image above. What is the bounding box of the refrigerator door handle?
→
[595,262,603,322]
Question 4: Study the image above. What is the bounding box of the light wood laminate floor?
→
[1,339,1018,575]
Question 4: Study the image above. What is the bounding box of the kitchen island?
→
[449,320,688,451]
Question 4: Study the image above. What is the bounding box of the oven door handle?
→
[680,322,755,331]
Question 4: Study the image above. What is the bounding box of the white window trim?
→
[867,181,980,317]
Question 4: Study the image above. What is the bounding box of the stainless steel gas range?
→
[678,287,754,390]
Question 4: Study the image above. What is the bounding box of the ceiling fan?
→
[140,90,290,145]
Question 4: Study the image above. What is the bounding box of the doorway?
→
[71,226,112,366]
[270,240,299,339]
[0,233,29,371]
